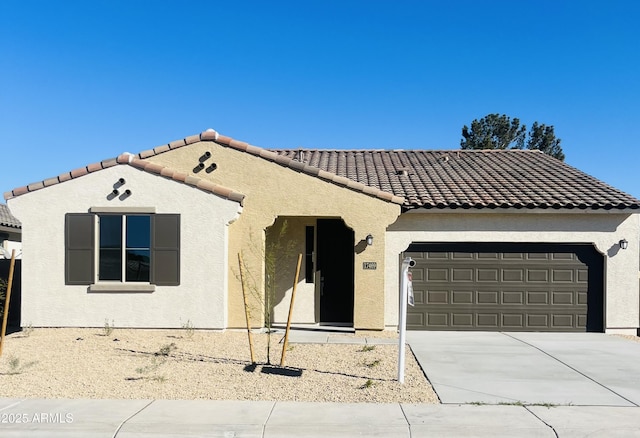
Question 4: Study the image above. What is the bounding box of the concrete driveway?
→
[406,331,640,406]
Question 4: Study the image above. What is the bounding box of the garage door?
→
[404,243,603,332]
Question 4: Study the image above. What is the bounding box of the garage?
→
[404,243,604,332]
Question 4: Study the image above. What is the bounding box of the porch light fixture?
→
[619,239,628,250]
[366,234,374,246]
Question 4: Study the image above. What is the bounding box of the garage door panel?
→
[577,269,588,282]
[527,269,549,282]
[426,290,447,304]
[452,313,474,326]
[552,314,574,328]
[452,290,473,304]
[452,268,473,281]
[410,268,424,281]
[426,313,447,327]
[503,291,525,304]
[477,314,499,328]
[527,314,549,328]
[478,269,499,281]
[405,243,603,332]
[577,291,588,305]
[427,268,448,281]
[502,313,525,328]
[527,291,549,305]
[552,291,574,305]
[552,269,575,282]
[477,291,499,304]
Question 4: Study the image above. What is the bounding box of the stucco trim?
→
[89,284,156,293]
[89,206,157,214]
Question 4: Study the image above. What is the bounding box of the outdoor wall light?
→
[366,234,374,246]
[619,239,628,250]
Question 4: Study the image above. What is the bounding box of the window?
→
[98,215,151,282]
[65,212,180,287]
[305,226,314,283]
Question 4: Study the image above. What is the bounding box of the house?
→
[0,203,21,259]
[4,129,640,334]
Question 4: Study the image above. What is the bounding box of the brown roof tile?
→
[14,128,632,211]
[0,204,20,229]
[272,149,640,210]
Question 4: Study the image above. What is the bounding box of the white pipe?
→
[398,257,415,383]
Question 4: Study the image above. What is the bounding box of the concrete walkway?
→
[407,331,640,406]
[1,398,640,437]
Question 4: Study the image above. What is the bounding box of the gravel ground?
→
[0,328,439,403]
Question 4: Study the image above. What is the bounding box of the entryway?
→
[316,219,354,324]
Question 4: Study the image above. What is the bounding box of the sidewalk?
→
[1,398,640,437]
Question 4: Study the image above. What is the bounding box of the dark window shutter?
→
[151,214,180,286]
[65,213,95,285]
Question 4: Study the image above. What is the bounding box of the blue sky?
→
[2,1,639,199]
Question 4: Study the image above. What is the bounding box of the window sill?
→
[89,284,156,293]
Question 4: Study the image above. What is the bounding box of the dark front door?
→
[317,219,354,324]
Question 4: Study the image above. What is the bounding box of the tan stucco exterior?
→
[146,141,401,330]
[385,211,640,334]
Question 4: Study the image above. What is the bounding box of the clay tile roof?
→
[6,128,638,211]
[271,149,640,211]
[0,204,21,229]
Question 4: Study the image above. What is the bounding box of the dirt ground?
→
[0,328,439,403]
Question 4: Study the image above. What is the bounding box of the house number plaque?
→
[362,262,377,270]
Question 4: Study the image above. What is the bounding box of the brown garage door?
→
[404,243,603,332]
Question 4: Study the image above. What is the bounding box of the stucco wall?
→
[268,216,317,324]
[146,142,401,330]
[8,165,241,328]
[385,211,640,333]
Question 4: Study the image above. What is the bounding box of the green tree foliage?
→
[527,122,565,161]
[461,114,526,150]
[461,113,565,161]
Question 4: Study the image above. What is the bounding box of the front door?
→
[317,219,354,324]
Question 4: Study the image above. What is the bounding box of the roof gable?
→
[4,152,245,205]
